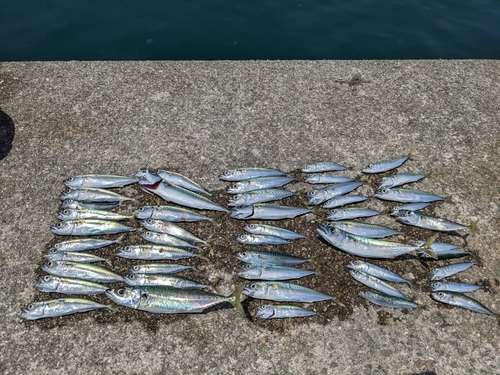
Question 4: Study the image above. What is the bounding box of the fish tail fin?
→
[314,264,322,276]
[208,278,219,292]
[470,220,479,234]
[310,254,318,267]
[311,206,321,216]
[408,149,416,160]
[426,171,433,179]
[334,293,346,307]
[445,196,455,204]
[229,283,246,315]
[420,234,438,260]
[289,171,302,179]
[295,188,306,197]
[115,234,125,243]
[198,248,210,262]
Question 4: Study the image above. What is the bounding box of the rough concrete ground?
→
[0,60,499,374]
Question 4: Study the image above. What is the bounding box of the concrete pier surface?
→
[0,60,499,374]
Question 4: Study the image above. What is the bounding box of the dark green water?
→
[1,0,499,60]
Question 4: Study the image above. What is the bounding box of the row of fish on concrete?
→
[21,152,498,320]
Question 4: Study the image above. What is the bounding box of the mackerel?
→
[35,275,108,295]
[255,305,316,319]
[307,181,364,205]
[376,173,426,189]
[227,176,296,194]
[347,260,410,284]
[230,204,311,220]
[117,245,204,261]
[21,298,110,320]
[228,188,295,206]
[375,188,445,203]
[129,263,195,274]
[326,207,381,221]
[349,270,407,299]
[141,219,207,245]
[243,281,333,302]
[50,220,137,236]
[429,262,475,280]
[57,209,132,221]
[389,202,431,216]
[156,170,211,196]
[244,223,306,240]
[331,221,403,238]
[64,174,137,189]
[301,161,349,173]
[430,282,484,293]
[321,195,368,209]
[236,234,292,246]
[141,231,199,249]
[60,188,133,202]
[431,291,499,318]
[238,265,315,281]
[305,174,354,184]
[361,290,418,309]
[219,167,287,181]
[45,250,109,264]
[134,205,213,222]
[396,210,476,232]
[50,237,122,252]
[62,200,121,211]
[42,261,124,283]
[124,273,213,290]
[236,250,314,267]
[362,153,411,174]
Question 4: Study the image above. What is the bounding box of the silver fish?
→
[244,223,306,240]
[347,261,410,284]
[431,292,499,318]
[135,169,228,212]
[124,273,213,290]
[376,173,426,189]
[389,202,430,216]
[307,181,364,205]
[417,247,470,260]
[42,261,124,283]
[243,281,333,302]
[317,225,437,259]
[231,204,311,220]
[360,290,418,308]
[227,176,296,194]
[117,245,204,261]
[362,152,412,174]
[45,250,109,264]
[236,234,292,246]
[331,221,403,238]
[236,250,314,267]
[50,220,137,236]
[64,174,137,189]
[35,275,108,295]
[61,199,120,211]
[305,174,354,184]
[396,211,476,232]
[228,188,295,206]
[21,298,110,320]
[156,170,211,196]
[141,231,199,249]
[375,188,445,203]
[255,305,316,319]
[349,270,407,299]
[411,240,460,251]
[129,263,195,274]
[105,284,244,314]
[430,282,484,293]
[326,207,381,221]
[134,205,213,222]
[321,195,368,209]
[219,167,287,181]
[301,161,349,173]
[57,209,132,221]
[238,264,315,280]
[49,237,122,252]
[430,262,475,281]
[60,188,134,202]
[140,219,207,245]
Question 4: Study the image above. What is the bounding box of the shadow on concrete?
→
[0,109,14,160]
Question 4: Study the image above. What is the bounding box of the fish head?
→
[395,210,419,225]
[41,261,63,274]
[105,287,144,309]
[227,182,244,194]
[244,223,261,234]
[20,301,48,320]
[63,176,84,189]
[348,269,366,280]
[375,177,388,188]
[235,251,253,263]
[230,206,253,219]
[219,170,238,181]
[242,282,266,298]
[57,209,75,221]
[135,168,162,186]
[317,224,346,246]
[50,221,75,235]
[124,273,145,286]
[307,189,325,205]
[431,291,452,304]
[328,209,343,220]
[429,268,444,281]
[35,275,60,292]
[60,189,78,201]
[236,234,252,244]
[255,305,274,319]
[61,199,80,210]
[430,282,443,292]
[45,248,63,261]
[116,246,138,259]
[362,162,379,173]
[133,206,154,219]
[238,264,262,278]
[374,188,391,200]
[346,260,365,271]
[305,175,320,184]
[228,194,245,207]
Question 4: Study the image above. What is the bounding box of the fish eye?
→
[223,171,231,176]
[128,274,136,279]
[250,284,257,289]
[65,189,72,193]
[124,246,131,251]
[63,210,69,214]
[117,288,125,296]
[367,164,373,169]
[47,262,53,267]
[241,252,247,257]
[54,244,60,248]
[248,224,256,229]
[438,292,444,297]
[132,266,139,271]
[310,191,316,196]
[138,207,144,211]
[243,264,252,269]
[50,248,58,254]
[43,275,51,281]
[27,304,34,310]
[57,222,64,228]
[146,219,153,224]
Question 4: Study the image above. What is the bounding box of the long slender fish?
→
[42,261,124,283]
[349,270,407,299]
[156,170,212,196]
[361,290,418,309]
[135,169,228,212]
[255,305,316,319]
[243,281,333,302]
[231,204,311,220]
[105,284,244,314]
[389,202,430,216]
[332,221,403,238]
[35,275,109,295]
[50,237,122,252]
[228,189,295,206]
[134,205,213,222]
[375,188,445,203]
[117,245,204,261]
[244,223,306,240]
[307,181,364,205]
[51,220,137,236]
[327,207,381,221]
[417,247,470,260]
[236,234,292,246]
[305,175,354,184]
[347,260,410,284]
[21,298,110,320]
[429,262,475,280]
[362,153,412,174]
[60,188,134,202]
[124,273,213,290]
[219,167,287,181]
[64,174,137,189]
[45,250,109,264]
[236,250,314,267]
[321,195,368,209]
[227,176,296,194]
[430,282,484,293]
[129,263,195,274]
[141,219,207,245]
[141,231,199,249]
[238,265,315,281]
[317,225,437,259]
[57,209,133,222]
[376,173,426,189]
[62,200,121,211]
[431,292,499,318]
[396,211,476,232]
[302,161,349,173]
